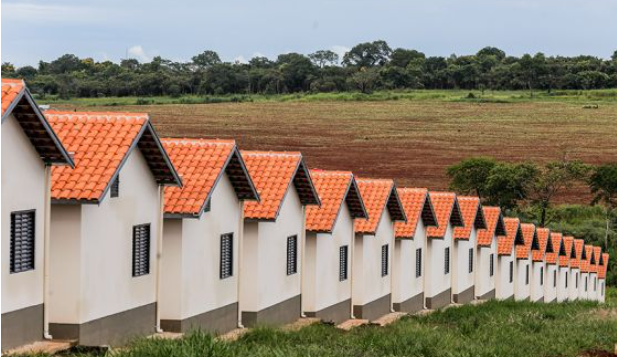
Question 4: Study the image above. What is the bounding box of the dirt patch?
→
[579,349,617,357]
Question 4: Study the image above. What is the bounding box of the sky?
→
[2,0,616,67]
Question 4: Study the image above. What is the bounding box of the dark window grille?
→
[110,176,120,198]
[540,267,544,285]
[575,273,578,288]
[220,233,233,279]
[553,270,557,288]
[526,265,529,285]
[585,277,588,291]
[565,273,568,288]
[509,261,513,283]
[339,246,348,281]
[132,224,150,277]
[444,247,450,274]
[286,235,298,275]
[381,244,389,277]
[490,254,494,277]
[468,248,474,273]
[10,210,36,273]
[416,248,422,278]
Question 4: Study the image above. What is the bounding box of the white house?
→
[514,223,538,301]
[424,192,464,309]
[45,111,182,346]
[579,245,593,300]
[589,246,602,301]
[452,196,486,304]
[531,228,551,303]
[556,236,574,302]
[496,218,524,300]
[352,178,406,321]
[544,233,564,303]
[240,151,320,327]
[158,139,259,334]
[393,188,437,313]
[475,206,506,301]
[598,253,609,303]
[569,238,585,301]
[1,79,74,351]
[303,170,367,323]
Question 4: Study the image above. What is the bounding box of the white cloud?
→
[2,2,104,23]
[127,45,151,62]
[330,45,350,63]
[234,55,248,64]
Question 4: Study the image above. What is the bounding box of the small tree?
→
[308,50,339,68]
[349,67,379,94]
[589,163,617,250]
[447,157,497,199]
[484,162,538,211]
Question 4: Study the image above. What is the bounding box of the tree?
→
[47,54,83,74]
[277,53,317,92]
[484,162,538,211]
[389,48,425,68]
[1,62,16,77]
[342,40,392,67]
[192,50,221,69]
[447,157,497,199]
[349,67,379,93]
[477,47,506,62]
[589,163,617,249]
[308,50,339,68]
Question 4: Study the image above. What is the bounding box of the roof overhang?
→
[386,184,407,222]
[420,193,438,227]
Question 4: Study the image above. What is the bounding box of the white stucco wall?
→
[352,210,394,306]
[598,279,606,303]
[1,114,48,314]
[392,220,425,305]
[240,186,304,312]
[303,202,353,313]
[556,267,569,302]
[496,249,514,300]
[579,272,589,300]
[475,239,496,299]
[425,224,453,300]
[49,148,162,324]
[568,269,580,301]
[515,257,531,301]
[544,264,558,302]
[588,273,598,301]
[531,261,545,302]
[452,228,476,296]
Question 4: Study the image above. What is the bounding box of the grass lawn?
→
[19,288,617,357]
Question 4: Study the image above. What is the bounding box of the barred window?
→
[416,248,422,278]
[10,210,36,273]
[594,277,597,291]
[444,247,450,275]
[585,277,588,291]
[553,270,557,288]
[575,273,578,288]
[286,235,298,275]
[381,244,389,277]
[132,224,151,277]
[110,175,120,198]
[220,233,233,279]
[526,265,529,285]
[468,248,474,273]
[565,273,568,288]
[509,261,513,283]
[339,246,348,281]
[490,254,494,277]
[540,267,544,285]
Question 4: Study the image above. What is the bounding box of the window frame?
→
[490,253,494,277]
[220,233,234,280]
[468,248,474,273]
[444,247,450,275]
[286,235,298,276]
[381,244,389,277]
[339,245,349,282]
[132,223,151,277]
[415,248,422,278]
[10,210,36,274]
[509,261,513,283]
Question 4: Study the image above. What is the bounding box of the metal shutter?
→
[553,270,557,287]
[526,265,529,285]
[381,244,389,277]
[110,176,120,198]
[468,248,474,273]
[339,245,348,281]
[10,210,35,273]
[540,267,544,285]
[220,233,233,279]
[444,247,450,274]
[490,254,494,277]
[565,273,568,288]
[286,235,298,275]
[509,261,513,283]
[416,248,422,278]
[132,224,150,277]
[575,273,578,288]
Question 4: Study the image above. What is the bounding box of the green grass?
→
[16,289,617,357]
[37,89,617,107]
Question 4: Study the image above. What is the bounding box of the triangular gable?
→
[532,227,551,262]
[545,233,563,265]
[559,236,574,267]
[599,253,609,279]
[426,192,464,239]
[454,196,487,240]
[591,246,602,273]
[516,223,537,259]
[355,178,406,235]
[162,139,259,218]
[570,239,585,269]
[2,79,73,167]
[395,188,438,239]
[477,206,506,247]
[47,111,181,203]
[498,217,523,255]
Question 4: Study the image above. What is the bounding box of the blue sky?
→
[2,0,616,66]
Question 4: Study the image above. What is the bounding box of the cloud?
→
[330,45,350,63]
[127,45,151,62]
[2,2,105,23]
[234,55,248,64]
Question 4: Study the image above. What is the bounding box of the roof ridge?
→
[241,150,301,157]
[1,78,24,84]
[45,110,148,118]
[161,138,236,146]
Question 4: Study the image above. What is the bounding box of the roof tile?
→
[426,192,462,238]
[477,206,504,247]
[355,178,395,234]
[532,228,551,261]
[545,233,563,265]
[559,236,574,267]
[599,253,609,279]
[306,170,359,232]
[570,239,585,268]
[498,217,521,255]
[453,196,481,240]
[395,188,429,239]
[1,78,25,116]
[516,223,536,259]
[591,246,602,273]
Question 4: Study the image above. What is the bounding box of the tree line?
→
[2,41,617,99]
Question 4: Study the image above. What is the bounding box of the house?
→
[45,111,182,346]
[589,246,602,301]
[598,253,609,303]
[496,218,524,300]
[452,196,486,304]
[1,79,74,350]
[568,239,585,301]
[352,178,406,321]
[393,188,437,313]
[514,223,538,301]
[303,170,367,323]
[556,236,574,302]
[158,139,259,334]
[424,192,464,309]
[579,245,593,300]
[531,228,552,302]
[239,151,320,327]
[544,233,564,303]
[475,206,506,301]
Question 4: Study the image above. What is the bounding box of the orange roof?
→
[162,139,258,217]
[570,239,585,269]
[599,253,609,279]
[476,206,506,247]
[559,236,574,267]
[532,227,551,262]
[581,245,593,272]
[47,111,181,202]
[305,170,367,233]
[426,192,464,238]
[242,151,319,221]
[516,223,537,259]
[354,178,406,235]
[1,78,25,116]
[498,217,523,255]
[453,196,486,240]
[591,246,602,273]
[545,233,563,265]
[394,188,437,239]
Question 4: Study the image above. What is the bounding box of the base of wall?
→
[535,297,544,303]
[49,302,156,347]
[305,299,351,324]
[393,292,424,314]
[353,294,391,321]
[477,289,495,301]
[546,298,557,303]
[426,288,451,310]
[242,295,301,328]
[1,303,44,351]
[453,285,475,304]
[161,302,238,334]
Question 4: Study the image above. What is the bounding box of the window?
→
[553,270,557,288]
[585,277,588,292]
[415,248,422,278]
[565,274,568,288]
[509,261,513,283]
[339,246,348,281]
[468,248,474,273]
[381,244,389,277]
[220,233,233,279]
[540,267,544,285]
[286,235,298,275]
[110,175,120,198]
[576,273,578,288]
[490,254,494,277]
[594,278,597,291]
[132,224,150,277]
[10,210,36,274]
[444,247,450,275]
[525,265,529,285]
